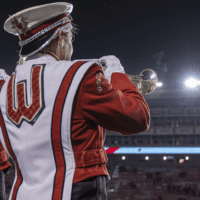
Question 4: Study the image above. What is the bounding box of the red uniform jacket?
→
[71,64,150,183]
[0,140,11,174]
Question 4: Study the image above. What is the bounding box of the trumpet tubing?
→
[98,60,158,95]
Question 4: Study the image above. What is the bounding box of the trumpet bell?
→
[139,69,158,82]
[139,69,158,95]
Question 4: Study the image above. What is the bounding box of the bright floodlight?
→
[163,156,167,160]
[145,156,149,160]
[122,156,126,160]
[185,156,189,160]
[156,82,163,87]
[185,78,200,88]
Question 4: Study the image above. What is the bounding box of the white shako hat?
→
[4,2,73,57]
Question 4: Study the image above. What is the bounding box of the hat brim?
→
[20,31,55,57]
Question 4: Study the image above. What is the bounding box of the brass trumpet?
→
[98,60,158,95]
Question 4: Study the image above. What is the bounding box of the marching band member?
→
[1,2,150,199]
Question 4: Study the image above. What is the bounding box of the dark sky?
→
[1,0,200,90]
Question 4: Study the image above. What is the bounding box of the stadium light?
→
[145,156,149,160]
[185,78,200,88]
[163,156,167,160]
[156,82,163,87]
[122,156,126,160]
[185,156,189,160]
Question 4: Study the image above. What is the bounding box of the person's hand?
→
[0,69,10,81]
[140,80,157,95]
[98,55,125,82]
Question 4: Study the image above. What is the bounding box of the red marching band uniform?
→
[0,140,11,173]
[0,2,150,200]
[71,64,150,183]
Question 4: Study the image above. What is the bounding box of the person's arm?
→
[78,64,150,135]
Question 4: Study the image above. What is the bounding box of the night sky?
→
[1,0,200,90]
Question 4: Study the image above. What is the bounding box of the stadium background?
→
[5,85,200,200]
[2,0,200,200]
